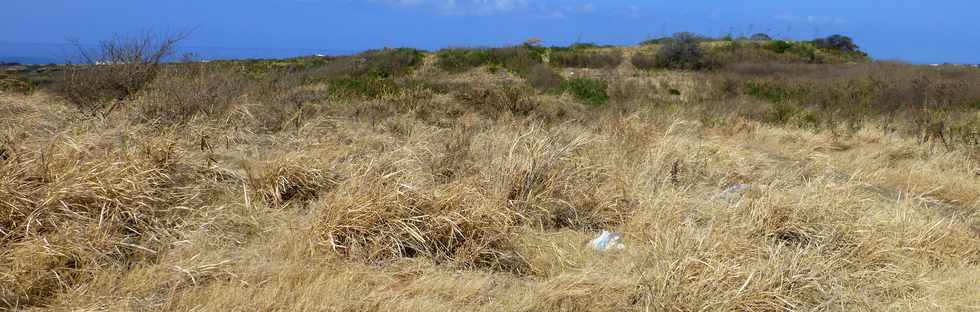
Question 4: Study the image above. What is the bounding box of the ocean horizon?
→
[0,42,361,64]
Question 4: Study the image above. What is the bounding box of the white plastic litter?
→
[588,230,625,252]
[721,183,751,196]
[716,183,751,207]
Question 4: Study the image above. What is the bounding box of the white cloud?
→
[774,14,847,25]
[387,0,529,15]
[384,0,598,16]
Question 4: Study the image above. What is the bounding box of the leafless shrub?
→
[524,63,564,92]
[135,64,250,124]
[456,84,541,118]
[655,32,717,70]
[57,31,191,115]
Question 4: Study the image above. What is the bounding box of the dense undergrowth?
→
[1,33,978,311]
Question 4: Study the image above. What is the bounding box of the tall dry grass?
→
[1,43,978,311]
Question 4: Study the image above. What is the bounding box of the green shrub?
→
[288,48,423,100]
[522,44,550,62]
[436,49,493,73]
[354,48,425,78]
[764,40,794,54]
[743,80,808,103]
[750,33,772,41]
[711,39,864,65]
[813,35,859,53]
[550,50,623,69]
[766,101,801,124]
[328,76,399,99]
[489,47,542,75]
[792,108,820,128]
[569,42,601,49]
[641,32,706,46]
[435,46,542,74]
[0,74,36,95]
[764,101,820,128]
[546,42,611,53]
[305,48,424,81]
[561,78,608,106]
[654,32,716,70]
[639,38,667,45]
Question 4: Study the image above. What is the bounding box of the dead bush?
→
[524,63,564,92]
[56,31,190,115]
[456,84,541,118]
[135,64,251,124]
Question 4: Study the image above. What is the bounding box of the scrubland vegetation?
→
[1,32,978,311]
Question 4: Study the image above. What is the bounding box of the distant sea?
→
[0,42,359,64]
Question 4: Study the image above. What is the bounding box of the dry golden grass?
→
[1,51,978,311]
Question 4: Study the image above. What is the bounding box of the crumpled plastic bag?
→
[588,230,625,251]
[720,183,751,197]
[717,183,751,205]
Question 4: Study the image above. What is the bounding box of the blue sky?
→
[1,0,978,63]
